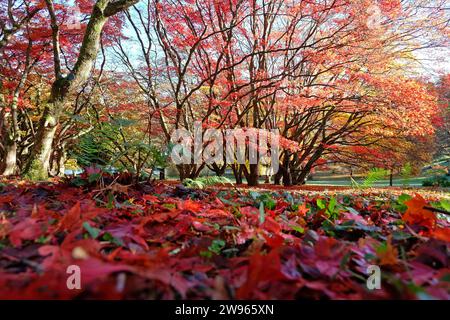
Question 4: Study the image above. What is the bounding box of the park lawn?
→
[306,175,429,187]
[0,177,449,299]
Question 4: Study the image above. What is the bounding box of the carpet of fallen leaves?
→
[0,176,449,300]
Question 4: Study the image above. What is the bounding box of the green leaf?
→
[317,198,326,210]
[440,273,450,282]
[398,194,412,204]
[35,235,51,244]
[392,231,412,241]
[259,201,265,224]
[328,197,337,214]
[346,207,360,215]
[290,225,305,234]
[223,225,241,231]
[394,194,413,213]
[88,173,101,183]
[440,199,450,212]
[218,197,237,206]
[102,232,124,246]
[71,177,87,187]
[106,192,115,209]
[200,250,213,258]
[83,222,100,239]
[208,239,226,255]
[283,192,294,205]
[249,191,261,200]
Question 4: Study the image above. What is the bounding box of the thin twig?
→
[424,206,450,216]
[0,252,44,273]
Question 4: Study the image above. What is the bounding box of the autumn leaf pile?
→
[0,178,449,300]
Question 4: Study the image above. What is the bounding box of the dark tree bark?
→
[247,163,259,186]
[231,164,243,185]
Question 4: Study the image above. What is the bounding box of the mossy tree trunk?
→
[23,0,139,179]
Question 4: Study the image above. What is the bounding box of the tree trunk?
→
[176,164,204,181]
[282,153,292,186]
[231,164,243,185]
[296,164,313,186]
[2,142,17,176]
[24,107,59,180]
[177,164,186,181]
[274,159,291,185]
[23,0,138,179]
[274,171,282,185]
[208,163,226,176]
[1,99,20,176]
[159,168,165,180]
[282,168,292,186]
[295,148,324,185]
[389,169,393,187]
[247,163,259,186]
[54,141,67,176]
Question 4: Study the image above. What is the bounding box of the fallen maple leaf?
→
[0,195,15,204]
[263,233,284,249]
[109,183,129,195]
[236,249,286,299]
[432,227,450,243]
[0,218,12,239]
[142,194,160,203]
[1,180,449,300]
[376,236,398,266]
[8,218,42,247]
[58,202,82,231]
[297,203,309,216]
[178,199,202,212]
[403,194,436,230]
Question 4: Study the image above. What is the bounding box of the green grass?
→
[306,176,428,187]
[165,172,431,187]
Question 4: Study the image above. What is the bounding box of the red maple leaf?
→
[58,202,82,231]
[432,227,450,243]
[236,249,286,299]
[8,218,42,247]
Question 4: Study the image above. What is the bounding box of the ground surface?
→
[0,176,449,299]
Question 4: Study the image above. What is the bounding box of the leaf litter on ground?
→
[0,177,449,299]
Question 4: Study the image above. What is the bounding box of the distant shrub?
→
[422,175,450,187]
[183,176,233,189]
